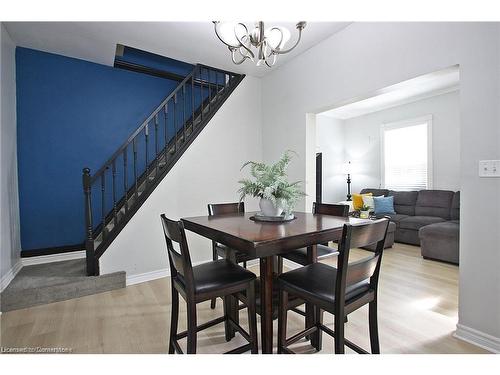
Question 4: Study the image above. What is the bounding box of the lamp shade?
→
[215,22,246,48]
[265,27,291,50]
[342,161,352,175]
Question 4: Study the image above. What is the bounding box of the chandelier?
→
[213,21,307,67]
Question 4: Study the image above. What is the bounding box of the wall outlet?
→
[479,160,500,177]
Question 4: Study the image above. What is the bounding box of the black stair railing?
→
[82,63,244,276]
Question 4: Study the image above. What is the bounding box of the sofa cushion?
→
[373,196,396,215]
[389,190,418,216]
[353,193,372,210]
[419,220,459,238]
[360,188,389,197]
[419,221,459,264]
[399,216,446,231]
[383,213,409,227]
[415,190,454,219]
[450,191,460,220]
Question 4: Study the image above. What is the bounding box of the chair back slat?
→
[160,214,194,287]
[208,202,245,216]
[347,220,388,249]
[313,202,349,217]
[346,255,380,286]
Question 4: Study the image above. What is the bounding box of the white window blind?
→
[382,120,431,191]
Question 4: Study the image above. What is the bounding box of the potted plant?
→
[359,204,371,219]
[238,151,305,218]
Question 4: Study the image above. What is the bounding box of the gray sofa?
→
[360,188,459,264]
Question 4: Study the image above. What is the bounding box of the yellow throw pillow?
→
[352,193,372,210]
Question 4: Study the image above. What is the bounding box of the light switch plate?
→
[479,160,500,177]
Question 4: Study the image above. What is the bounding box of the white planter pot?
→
[360,210,370,219]
[259,198,283,217]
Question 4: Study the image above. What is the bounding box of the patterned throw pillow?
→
[362,195,377,212]
[352,193,372,210]
[373,196,396,215]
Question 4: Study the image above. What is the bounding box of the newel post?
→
[83,167,98,276]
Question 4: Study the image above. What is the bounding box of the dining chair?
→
[208,202,254,309]
[160,214,258,354]
[279,203,349,268]
[277,203,349,327]
[277,218,390,354]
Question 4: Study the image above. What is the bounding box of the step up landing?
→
[0,259,125,312]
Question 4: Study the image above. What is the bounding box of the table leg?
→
[223,247,238,340]
[260,256,274,354]
[306,245,322,350]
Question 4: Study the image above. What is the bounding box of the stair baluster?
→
[101,173,106,240]
[182,84,186,142]
[173,94,178,153]
[164,104,168,156]
[154,114,159,177]
[145,124,149,183]
[123,148,128,213]
[82,167,98,276]
[191,74,195,128]
[133,138,138,200]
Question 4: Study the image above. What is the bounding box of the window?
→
[381,116,432,190]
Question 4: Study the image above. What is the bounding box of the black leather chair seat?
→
[215,243,254,263]
[281,244,338,265]
[178,260,256,295]
[278,262,370,305]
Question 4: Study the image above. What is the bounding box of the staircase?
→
[82,63,244,276]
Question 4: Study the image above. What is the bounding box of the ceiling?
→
[320,65,460,119]
[4,21,350,78]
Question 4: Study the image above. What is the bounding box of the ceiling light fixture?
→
[213,21,307,67]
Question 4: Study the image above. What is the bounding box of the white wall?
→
[262,23,500,351]
[317,90,461,202]
[315,115,346,203]
[100,76,263,278]
[0,23,22,292]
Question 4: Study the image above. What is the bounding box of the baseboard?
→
[454,323,500,353]
[125,260,208,287]
[126,268,169,286]
[21,243,84,258]
[21,251,86,267]
[0,260,23,292]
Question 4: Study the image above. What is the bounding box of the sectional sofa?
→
[360,188,460,264]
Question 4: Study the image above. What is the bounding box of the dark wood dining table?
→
[181,211,369,353]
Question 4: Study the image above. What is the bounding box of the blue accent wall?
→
[16,47,189,252]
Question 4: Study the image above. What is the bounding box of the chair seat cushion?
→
[399,216,446,231]
[179,260,256,295]
[281,244,338,266]
[278,263,370,306]
[216,243,253,263]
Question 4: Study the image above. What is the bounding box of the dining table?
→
[181,211,369,353]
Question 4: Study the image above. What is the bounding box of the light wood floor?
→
[0,243,487,354]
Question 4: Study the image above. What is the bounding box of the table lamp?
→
[342,161,352,201]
